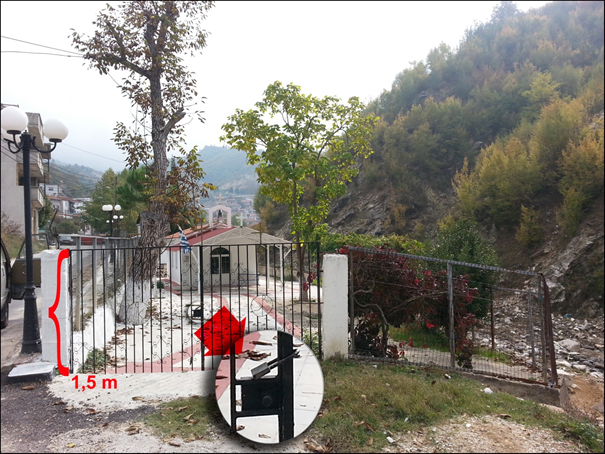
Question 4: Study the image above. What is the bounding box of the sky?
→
[1,1,551,173]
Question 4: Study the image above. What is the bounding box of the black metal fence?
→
[67,239,321,374]
[347,247,557,387]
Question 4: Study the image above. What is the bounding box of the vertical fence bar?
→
[537,276,547,385]
[316,242,322,359]
[527,290,536,368]
[447,263,455,368]
[348,249,354,356]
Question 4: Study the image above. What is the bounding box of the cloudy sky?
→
[1,1,550,172]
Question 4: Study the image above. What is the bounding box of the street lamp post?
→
[102,204,121,237]
[1,106,68,354]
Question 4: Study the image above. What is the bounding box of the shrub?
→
[556,187,589,237]
[515,205,543,245]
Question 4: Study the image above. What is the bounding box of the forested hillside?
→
[272,1,604,316]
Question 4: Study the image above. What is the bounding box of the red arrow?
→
[195,306,246,356]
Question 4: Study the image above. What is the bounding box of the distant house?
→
[161,204,291,292]
[73,198,91,214]
[49,195,77,217]
[40,183,65,197]
[1,103,51,235]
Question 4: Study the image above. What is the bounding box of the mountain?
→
[197,145,259,195]
[272,1,605,318]
[47,159,103,198]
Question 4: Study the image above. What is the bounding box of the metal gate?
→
[68,239,322,374]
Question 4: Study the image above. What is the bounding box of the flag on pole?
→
[178,225,191,253]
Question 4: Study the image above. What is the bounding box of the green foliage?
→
[78,348,108,374]
[366,1,603,230]
[454,137,542,223]
[522,71,561,121]
[38,195,53,230]
[54,219,80,235]
[429,216,500,319]
[252,190,288,234]
[83,168,119,235]
[556,187,589,237]
[221,81,378,243]
[558,121,604,198]
[515,205,543,245]
[320,232,426,255]
[529,98,586,178]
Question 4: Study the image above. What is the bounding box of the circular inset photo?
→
[215,330,324,444]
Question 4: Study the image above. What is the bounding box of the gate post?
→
[40,249,71,370]
[322,254,348,358]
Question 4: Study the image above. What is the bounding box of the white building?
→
[1,104,51,235]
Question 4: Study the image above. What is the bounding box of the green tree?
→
[72,1,215,250]
[221,81,377,244]
[54,219,80,235]
[83,169,119,234]
[72,1,215,323]
[38,195,53,230]
[429,216,500,319]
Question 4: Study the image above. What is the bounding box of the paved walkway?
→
[71,277,319,375]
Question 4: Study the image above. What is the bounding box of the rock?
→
[571,364,587,371]
[556,360,571,368]
[592,401,604,415]
[557,368,575,377]
[558,339,581,352]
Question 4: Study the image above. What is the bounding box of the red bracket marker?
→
[48,248,70,376]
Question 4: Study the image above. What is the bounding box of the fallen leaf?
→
[168,441,181,447]
[67,443,76,448]
[366,437,373,446]
[354,420,374,432]
[183,436,196,443]
[21,385,35,390]
[132,396,145,401]
[304,438,332,453]
[175,405,189,412]
[498,414,512,419]
[183,413,194,421]
[86,408,100,414]
[251,340,272,346]
[258,433,271,439]
[53,401,66,405]
[360,394,367,402]
[333,396,342,401]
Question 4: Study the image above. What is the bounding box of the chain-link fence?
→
[348,247,557,386]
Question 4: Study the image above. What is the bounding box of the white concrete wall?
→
[41,250,71,369]
[322,254,349,358]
